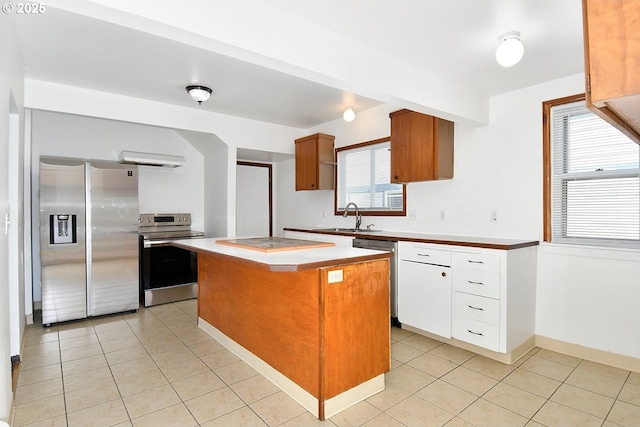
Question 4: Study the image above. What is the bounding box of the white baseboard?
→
[536,335,640,373]
[402,325,535,365]
[401,325,640,372]
[198,318,385,420]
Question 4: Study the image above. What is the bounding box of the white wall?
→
[275,99,540,239]
[177,130,229,238]
[25,80,305,238]
[29,110,205,302]
[275,73,640,360]
[0,7,24,424]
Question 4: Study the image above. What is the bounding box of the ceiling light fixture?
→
[495,31,524,67]
[186,85,212,105]
[343,106,356,122]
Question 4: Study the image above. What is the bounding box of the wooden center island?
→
[173,237,392,420]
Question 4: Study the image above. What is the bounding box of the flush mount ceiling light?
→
[186,85,212,105]
[495,31,524,67]
[343,106,356,122]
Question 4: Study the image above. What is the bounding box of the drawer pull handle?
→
[467,305,484,311]
[467,260,484,264]
[417,253,431,257]
[467,329,484,336]
[468,280,484,285]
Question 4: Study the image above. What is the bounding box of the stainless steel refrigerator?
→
[39,157,139,325]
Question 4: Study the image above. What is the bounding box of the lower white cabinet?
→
[398,241,537,355]
[397,242,452,338]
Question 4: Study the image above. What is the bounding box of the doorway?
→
[236,161,272,237]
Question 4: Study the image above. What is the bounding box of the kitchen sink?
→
[314,228,381,233]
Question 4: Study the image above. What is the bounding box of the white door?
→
[236,162,271,237]
[7,101,24,357]
[398,260,452,338]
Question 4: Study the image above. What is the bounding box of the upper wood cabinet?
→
[389,109,454,183]
[583,0,640,144]
[294,133,335,191]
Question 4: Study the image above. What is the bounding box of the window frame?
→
[543,93,640,248]
[334,137,406,217]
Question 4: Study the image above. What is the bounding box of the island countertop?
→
[173,237,391,272]
[185,235,391,419]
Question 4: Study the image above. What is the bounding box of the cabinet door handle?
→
[467,329,484,336]
[467,305,484,311]
[468,280,484,285]
[467,260,484,264]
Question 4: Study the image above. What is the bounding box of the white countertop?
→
[173,237,391,272]
[284,227,539,250]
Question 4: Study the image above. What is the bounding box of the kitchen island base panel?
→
[198,319,385,419]
[195,249,390,420]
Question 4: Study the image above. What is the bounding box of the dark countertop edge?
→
[173,241,392,272]
[283,227,540,251]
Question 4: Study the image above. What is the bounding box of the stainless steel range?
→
[138,213,204,307]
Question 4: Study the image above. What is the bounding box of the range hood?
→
[118,151,185,167]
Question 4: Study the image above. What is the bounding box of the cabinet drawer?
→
[399,244,451,266]
[453,269,500,299]
[452,316,499,352]
[453,252,500,272]
[452,292,499,325]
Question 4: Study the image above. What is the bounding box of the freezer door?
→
[40,159,87,324]
[89,162,139,316]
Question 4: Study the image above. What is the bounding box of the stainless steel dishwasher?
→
[353,237,400,327]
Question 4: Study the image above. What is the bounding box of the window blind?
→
[551,101,640,247]
[336,140,404,212]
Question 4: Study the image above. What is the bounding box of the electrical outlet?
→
[439,210,446,221]
[408,210,418,221]
[328,270,343,283]
[490,210,498,223]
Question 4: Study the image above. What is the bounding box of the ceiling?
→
[15,0,585,129]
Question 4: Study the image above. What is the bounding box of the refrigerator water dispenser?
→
[50,214,76,244]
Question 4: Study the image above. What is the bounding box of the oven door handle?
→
[144,240,175,248]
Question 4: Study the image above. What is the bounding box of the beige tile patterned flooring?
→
[12,300,640,427]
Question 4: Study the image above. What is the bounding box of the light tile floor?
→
[12,300,640,427]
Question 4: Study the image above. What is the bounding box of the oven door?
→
[140,238,198,290]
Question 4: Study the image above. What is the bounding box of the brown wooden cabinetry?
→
[295,133,335,190]
[389,109,454,183]
[197,250,390,420]
[583,0,640,144]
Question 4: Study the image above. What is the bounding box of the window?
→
[543,94,640,248]
[335,137,405,216]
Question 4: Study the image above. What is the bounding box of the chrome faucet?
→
[343,202,362,230]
